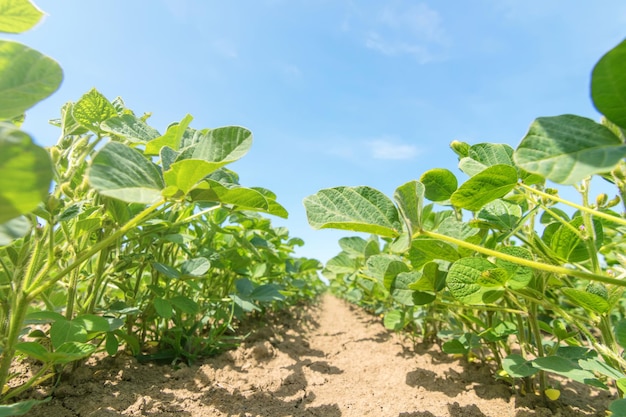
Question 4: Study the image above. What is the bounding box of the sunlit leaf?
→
[450,164,518,211]
[72,88,117,132]
[420,168,457,202]
[561,288,610,314]
[393,180,424,234]
[101,114,161,143]
[447,257,497,305]
[514,115,626,184]
[0,40,62,119]
[591,38,626,129]
[0,123,52,222]
[88,142,164,204]
[304,186,401,237]
[0,398,50,416]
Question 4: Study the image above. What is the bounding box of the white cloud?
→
[346,2,450,63]
[367,139,420,160]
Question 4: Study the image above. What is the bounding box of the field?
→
[23,294,614,417]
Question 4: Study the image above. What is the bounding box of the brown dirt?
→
[23,294,616,416]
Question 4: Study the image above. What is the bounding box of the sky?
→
[7,1,626,263]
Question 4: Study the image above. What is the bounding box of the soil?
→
[23,294,616,417]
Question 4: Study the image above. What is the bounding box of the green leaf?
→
[324,252,360,274]
[304,186,402,237]
[477,268,509,287]
[189,179,267,208]
[164,160,222,194]
[144,114,193,155]
[152,262,180,279]
[390,271,418,306]
[51,341,96,364]
[393,180,424,234]
[0,0,43,33]
[169,295,199,314]
[551,216,602,263]
[50,318,87,349]
[609,399,626,417]
[458,143,515,177]
[100,114,161,144]
[0,215,30,245]
[0,398,51,417]
[181,257,210,276]
[450,164,518,211]
[15,341,50,362]
[579,358,625,381]
[0,124,52,222]
[153,297,173,319]
[71,88,117,132]
[591,39,626,129]
[338,236,369,257]
[383,310,403,331]
[176,125,253,165]
[447,257,497,305]
[88,142,165,204]
[514,115,626,184]
[105,332,119,356]
[420,168,457,202]
[531,356,600,386]
[615,319,626,349]
[250,284,286,302]
[442,339,468,354]
[496,246,533,289]
[0,40,62,119]
[561,287,610,314]
[477,199,522,231]
[365,254,409,289]
[73,314,110,333]
[502,354,538,378]
[408,237,459,268]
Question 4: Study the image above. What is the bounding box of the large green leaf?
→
[0,0,43,33]
[176,125,253,165]
[514,115,626,184]
[144,114,193,155]
[0,124,52,222]
[71,88,117,132]
[164,160,222,194]
[0,40,62,120]
[561,287,610,314]
[393,180,424,235]
[496,246,533,290]
[477,199,522,231]
[420,168,457,202]
[100,114,161,144]
[304,186,402,237]
[0,215,30,245]
[447,257,499,305]
[365,254,408,289]
[88,142,165,204]
[450,164,518,211]
[591,39,626,129]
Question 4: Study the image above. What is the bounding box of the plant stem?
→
[518,183,626,227]
[26,200,167,298]
[418,230,625,287]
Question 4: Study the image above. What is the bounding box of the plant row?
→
[0,2,325,415]
[304,39,626,414]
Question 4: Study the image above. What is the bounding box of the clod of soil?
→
[24,294,615,416]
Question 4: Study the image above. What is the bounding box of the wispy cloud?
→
[345,2,450,63]
[367,139,420,160]
[324,136,420,161]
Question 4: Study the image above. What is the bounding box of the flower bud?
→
[450,140,469,158]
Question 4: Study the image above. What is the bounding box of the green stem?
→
[26,200,167,298]
[418,230,625,287]
[518,183,626,227]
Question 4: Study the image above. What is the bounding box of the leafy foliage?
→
[304,38,626,410]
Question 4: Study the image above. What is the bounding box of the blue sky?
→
[8,1,626,263]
